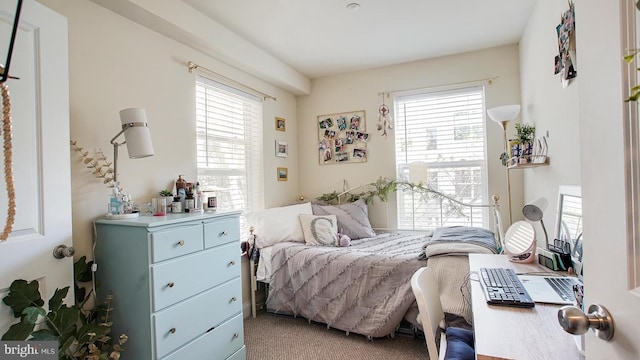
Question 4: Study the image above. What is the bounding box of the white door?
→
[0,0,72,334]
[577,1,640,358]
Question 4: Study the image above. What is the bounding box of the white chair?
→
[410,267,475,360]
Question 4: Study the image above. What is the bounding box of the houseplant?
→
[513,123,536,159]
[1,256,127,360]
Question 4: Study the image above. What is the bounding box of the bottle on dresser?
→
[195,181,203,211]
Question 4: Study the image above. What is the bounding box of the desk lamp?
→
[110,108,154,184]
[523,197,549,248]
[487,104,521,225]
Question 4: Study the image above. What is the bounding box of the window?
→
[394,86,488,230]
[195,76,264,218]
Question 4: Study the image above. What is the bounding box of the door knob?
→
[558,304,614,341]
[53,244,75,259]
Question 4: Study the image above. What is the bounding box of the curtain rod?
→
[187,61,277,101]
[377,76,499,97]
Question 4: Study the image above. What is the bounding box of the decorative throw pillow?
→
[299,214,338,246]
[311,198,376,240]
[244,202,313,248]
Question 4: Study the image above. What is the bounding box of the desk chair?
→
[410,267,475,360]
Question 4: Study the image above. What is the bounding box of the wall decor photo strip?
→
[317,110,368,165]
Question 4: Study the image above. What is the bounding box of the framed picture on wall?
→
[276,117,286,132]
[275,140,288,158]
[277,167,288,181]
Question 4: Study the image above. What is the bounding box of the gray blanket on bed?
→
[266,232,428,338]
[422,226,498,259]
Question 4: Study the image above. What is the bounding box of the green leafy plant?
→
[1,256,127,360]
[624,50,640,102]
[159,189,173,197]
[513,123,535,144]
[317,177,472,219]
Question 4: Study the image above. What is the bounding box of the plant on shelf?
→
[1,256,128,360]
[514,123,535,144]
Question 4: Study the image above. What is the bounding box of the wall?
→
[518,1,581,245]
[297,45,524,229]
[37,0,299,312]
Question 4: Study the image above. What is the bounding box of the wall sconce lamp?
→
[487,104,521,225]
[523,197,549,248]
[110,108,154,184]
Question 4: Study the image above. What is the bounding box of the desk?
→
[469,254,584,360]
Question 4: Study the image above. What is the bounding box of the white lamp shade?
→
[119,108,154,158]
[522,197,548,222]
[487,104,521,123]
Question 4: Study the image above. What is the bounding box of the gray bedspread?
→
[265,228,498,338]
[266,232,428,338]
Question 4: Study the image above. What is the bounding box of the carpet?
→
[243,311,427,360]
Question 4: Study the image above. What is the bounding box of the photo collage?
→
[317,110,368,165]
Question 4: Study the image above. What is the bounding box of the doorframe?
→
[621,0,640,297]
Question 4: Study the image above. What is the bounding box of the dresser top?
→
[95,210,241,228]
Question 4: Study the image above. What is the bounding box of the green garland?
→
[316,177,469,218]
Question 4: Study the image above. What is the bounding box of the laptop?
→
[517,275,582,305]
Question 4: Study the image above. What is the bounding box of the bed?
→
[245,189,502,339]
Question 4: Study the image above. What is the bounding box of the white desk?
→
[469,254,584,360]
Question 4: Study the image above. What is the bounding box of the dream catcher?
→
[0,0,23,241]
[377,92,392,137]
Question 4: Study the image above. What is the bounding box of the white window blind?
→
[394,86,489,230]
[195,75,264,215]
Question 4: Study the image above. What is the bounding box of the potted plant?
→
[159,189,174,213]
[1,257,127,359]
[514,123,536,160]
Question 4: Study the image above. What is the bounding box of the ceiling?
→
[181,0,536,79]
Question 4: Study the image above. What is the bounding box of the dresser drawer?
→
[152,242,241,311]
[227,345,246,360]
[204,217,240,248]
[151,224,204,263]
[154,279,243,359]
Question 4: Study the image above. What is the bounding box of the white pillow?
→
[299,214,338,246]
[245,202,313,248]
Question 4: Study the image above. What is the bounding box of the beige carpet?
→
[243,311,427,360]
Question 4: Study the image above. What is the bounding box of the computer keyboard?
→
[479,268,535,308]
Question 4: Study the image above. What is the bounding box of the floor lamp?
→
[487,104,521,225]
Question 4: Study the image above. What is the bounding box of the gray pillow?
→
[311,198,376,240]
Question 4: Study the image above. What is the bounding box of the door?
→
[577,1,640,358]
[0,0,72,334]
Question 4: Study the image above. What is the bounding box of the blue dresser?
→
[95,211,246,360]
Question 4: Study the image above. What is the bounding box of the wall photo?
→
[317,110,368,165]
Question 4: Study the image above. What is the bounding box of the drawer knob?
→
[169,328,176,334]
[229,260,236,266]
[168,282,175,288]
[231,296,237,302]
[221,230,228,236]
[177,240,185,246]
[233,333,239,339]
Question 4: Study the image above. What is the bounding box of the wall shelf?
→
[507,156,549,169]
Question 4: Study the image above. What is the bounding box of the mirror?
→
[504,220,536,263]
[555,185,583,276]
